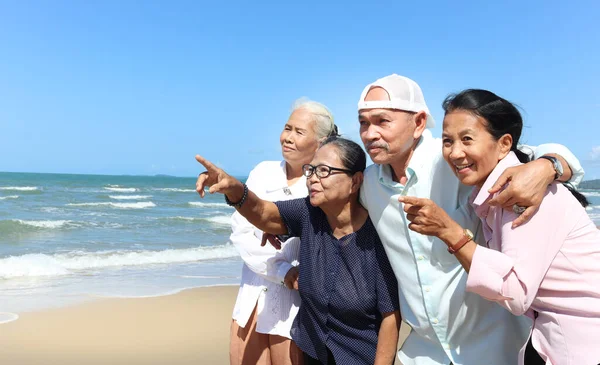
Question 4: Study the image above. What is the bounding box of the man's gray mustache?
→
[366,142,389,151]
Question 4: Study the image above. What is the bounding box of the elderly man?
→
[357,74,583,365]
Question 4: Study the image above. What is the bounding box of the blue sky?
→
[1,0,599,179]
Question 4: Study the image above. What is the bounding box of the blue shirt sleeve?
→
[374,241,401,314]
[274,197,310,237]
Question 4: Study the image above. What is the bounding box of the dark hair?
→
[320,136,366,174]
[442,89,589,207]
[327,124,340,138]
[442,89,530,164]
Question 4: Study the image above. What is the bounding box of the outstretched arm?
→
[195,154,287,235]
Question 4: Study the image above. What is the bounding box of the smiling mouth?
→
[454,163,474,171]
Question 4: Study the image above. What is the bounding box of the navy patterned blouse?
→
[274,197,400,365]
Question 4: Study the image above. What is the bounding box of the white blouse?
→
[230,160,306,338]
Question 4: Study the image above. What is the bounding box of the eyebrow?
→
[358,111,392,120]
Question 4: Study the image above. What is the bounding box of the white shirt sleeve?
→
[520,143,585,187]
[228,162,298,285]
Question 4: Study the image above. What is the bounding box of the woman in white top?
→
[225,99,337,365]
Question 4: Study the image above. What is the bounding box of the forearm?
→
[226,181,287,235]
[374,311,400,365]
[530,142,583,185]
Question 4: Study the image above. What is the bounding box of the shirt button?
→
[425,286,431,293]
[432,318,439,324]
[443,344,450,350]
[417,255,425,261]
[263,288,268,292]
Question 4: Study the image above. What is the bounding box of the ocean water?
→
[1,172,599,319]
[0,172,243,315]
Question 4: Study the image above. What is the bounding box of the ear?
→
[497,133,513,159]
[351,171,364,194]
[412,111,428,139]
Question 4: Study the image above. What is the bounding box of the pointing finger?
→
[195,154,217,171]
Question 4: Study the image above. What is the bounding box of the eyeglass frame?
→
[302,163,355,179]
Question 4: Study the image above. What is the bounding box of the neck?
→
[321,196,367,239]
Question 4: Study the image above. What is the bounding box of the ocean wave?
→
[582,191,600,198]
[188,202,231,208]
[0,313,19,324]
[0,186,39,192]
[0,195,19,200]
[0,245,240,279]
[165,215,232,226]
[0,219,79,234]
[154,188,196,193]
[104,187,137,193]
[14,219,74,229]
[66,202,156,209]
[108,195,152,200]
[167,216,202,222]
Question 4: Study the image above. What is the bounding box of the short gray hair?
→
[291,98,335,140]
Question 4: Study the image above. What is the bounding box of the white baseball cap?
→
[357,74,435,128]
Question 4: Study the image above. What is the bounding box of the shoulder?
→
[250,160,284,175]
[247,160,284,182]
[363,163,380,184]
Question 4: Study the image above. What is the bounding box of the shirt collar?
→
[376,129,434,190]
[471,151,522,218]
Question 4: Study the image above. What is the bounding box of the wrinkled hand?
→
[195,155,241,199]
[398,196,462,242]
[260,232,282,250]
[487,159,554,228]
[283,266,299,290]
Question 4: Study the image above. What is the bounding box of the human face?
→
[306,144,357,208]
[280,108,320,167]
[442,110,511,188]
[358,87,425,166]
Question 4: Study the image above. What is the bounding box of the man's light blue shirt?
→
[360,129,584,365]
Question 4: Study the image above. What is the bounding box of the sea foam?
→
[188,202,231,208]
[154,188,196,193]
[0,195,19,200]
[67,202,156,209]
[0,186,39,191]
[108,195,152,200]
[104,187,138,193]
[0,245,240,279]
[14,219,73,229]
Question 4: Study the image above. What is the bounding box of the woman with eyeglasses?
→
[196,136,401,365]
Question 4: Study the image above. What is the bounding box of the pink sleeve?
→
[466,184,570,315]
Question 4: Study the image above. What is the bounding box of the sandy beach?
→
[0,286,238,365]
[0,285,411,365]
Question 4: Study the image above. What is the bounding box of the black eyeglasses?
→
[302,164,354,179]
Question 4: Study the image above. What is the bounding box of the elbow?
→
[503,295,531,316]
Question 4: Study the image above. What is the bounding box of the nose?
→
[307,170,320,184]
[362,123,379,142]
[448,143,465,160]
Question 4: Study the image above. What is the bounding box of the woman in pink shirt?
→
[399,89,600,365]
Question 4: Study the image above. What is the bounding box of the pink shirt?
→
[466,152,600,365]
